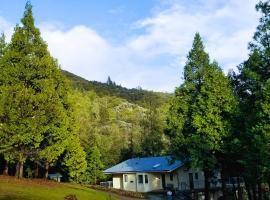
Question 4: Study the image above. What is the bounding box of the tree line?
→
[166,1,270,200]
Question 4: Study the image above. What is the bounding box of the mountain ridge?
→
[62,70,171,108]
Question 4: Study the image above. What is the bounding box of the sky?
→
[0,0,260,92]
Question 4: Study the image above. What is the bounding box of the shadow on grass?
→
[0,195,29,200]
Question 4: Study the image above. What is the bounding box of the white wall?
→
[114,173,163,192]
[149,173,162,191]
[165,172,179,189]
[122,173,137,192]
[176,168,221,191]
[112,168,221,193]
[112,174,123,189]
[136,173,163,192]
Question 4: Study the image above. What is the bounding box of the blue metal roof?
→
[48,173,63,178]
[104,156,184,174]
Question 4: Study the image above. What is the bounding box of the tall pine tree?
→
[231,1,270,198]
[167,33,236,200]
[0,2,85,178]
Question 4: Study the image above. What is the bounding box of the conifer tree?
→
[231,1,270,198]
[83,144,104,184]
[0,33,8,175]
[167,33,236,200]
[107,76,113,85]
[0,33,6,58]
[63,136,87,182]
[0,2,85,178]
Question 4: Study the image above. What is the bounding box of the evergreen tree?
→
[0,2,85,178]
[106,76,113,85]
[0,33,6,58]
[166,33,236,200]
[84,144,104,184]
[231,1,270,198]
[63,136,87,182]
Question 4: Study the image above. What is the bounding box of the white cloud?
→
[130,0,259,73]
[40,25,112,81]
[0,16,13,41]
[39,23,182,92]
[0,0,261,92]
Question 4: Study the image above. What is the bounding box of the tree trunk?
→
[245,178,253,200]
[247,186,253,200]
[221,169,227,200]
[204,169,211,200]
[3,160,8,176]
[252,185,257,200]
[237,177,243,200]
[258,182,262,200]
[16,161,23,178]
[232,177,238,200]
[44,161,49,179]
[15,162,19,178]
[34,163,39,178]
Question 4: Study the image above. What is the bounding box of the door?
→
[162,174,166,189]
[189,173,194,190]
[113,176,121,189]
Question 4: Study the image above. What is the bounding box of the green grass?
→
[0,176,117,200]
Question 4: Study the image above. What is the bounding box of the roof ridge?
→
[130,155,171,160]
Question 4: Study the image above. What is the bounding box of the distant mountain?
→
[62,70,171,108]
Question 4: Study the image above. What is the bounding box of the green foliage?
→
[0,2,86,179]
[83,145,104,184]
[141,108,167,156]
[63,136,87,182]
[230,0,270,187]
[69,89,168,170]
[0,33,6,58]
[167,33,236,171]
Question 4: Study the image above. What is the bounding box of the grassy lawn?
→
[0,176,117,200]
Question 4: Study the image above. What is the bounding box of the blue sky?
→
[0,0,260,91]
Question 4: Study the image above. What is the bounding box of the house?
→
[48,173,62,182]
[103,156,213,193]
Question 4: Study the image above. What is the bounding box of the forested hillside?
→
[65,72,171,183]
[62,70,171,108]
[62,70,172,182]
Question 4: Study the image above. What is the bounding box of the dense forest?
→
[1,1,270,200]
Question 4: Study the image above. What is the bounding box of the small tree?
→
[63,136,87,182]
[106,76,113,85]
[85,145,104,184]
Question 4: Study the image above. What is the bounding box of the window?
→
[195,173,198,180]
[124,175,128,182]
[170,173,174,181]
[138,175,143,184]
[145,175,148,184]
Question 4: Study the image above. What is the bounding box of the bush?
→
[64,194,77,200]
